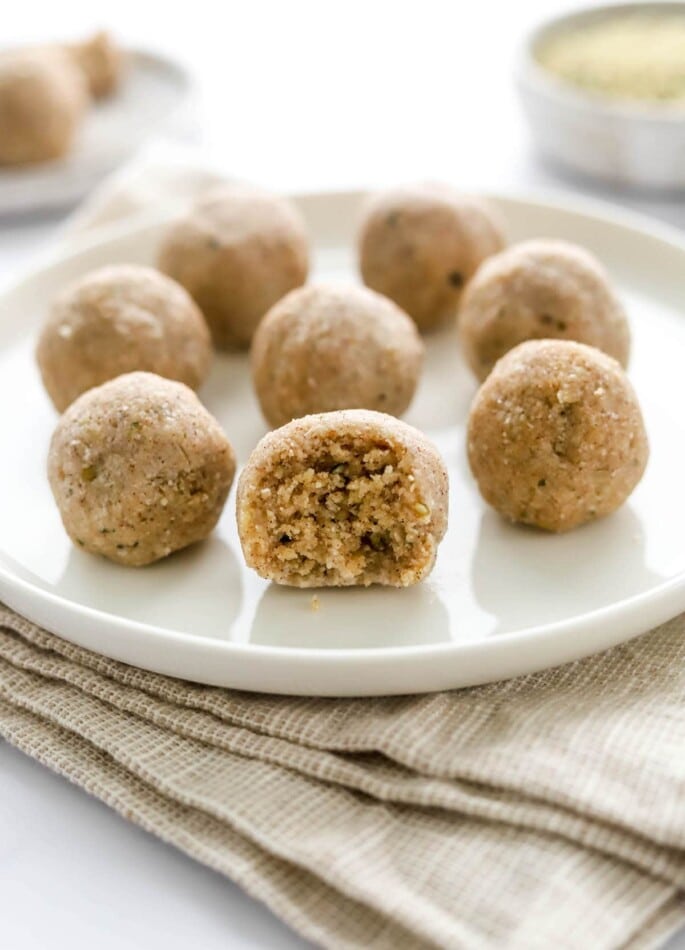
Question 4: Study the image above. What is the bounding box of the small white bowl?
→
[516,2,685,190]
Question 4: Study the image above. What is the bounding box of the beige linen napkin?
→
[2,150,685,948]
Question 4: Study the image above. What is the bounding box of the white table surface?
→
[1,1,684,947]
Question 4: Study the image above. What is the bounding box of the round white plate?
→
[0,190,684,696]
[0,50,194,216]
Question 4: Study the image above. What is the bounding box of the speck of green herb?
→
[364,532,388,552]
[81,465,97,482]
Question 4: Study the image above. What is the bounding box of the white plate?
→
[0,50,194,216]
[0,189,684,696]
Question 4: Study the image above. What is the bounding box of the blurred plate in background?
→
[0,49,195,217]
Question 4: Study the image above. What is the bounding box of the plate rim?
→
[1,186,684,693]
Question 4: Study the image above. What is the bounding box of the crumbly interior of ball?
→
[241,436,437,587]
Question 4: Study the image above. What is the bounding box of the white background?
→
[1,1,683,947]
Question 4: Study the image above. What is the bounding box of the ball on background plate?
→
[158,184,310,349]
[36,264,213,412]
[69,31,124,99]
[48,372,235,566]
[237,409,449,588]
[358,182,506,332]
[467,339,648,532]
[458,239,630,381]
[251,282,424,428]
[0,49,88,165]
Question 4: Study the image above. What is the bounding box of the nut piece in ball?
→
[251,283,424,428]
[358,182,506,332]
[48,372,236,566]
[0,49,88,165]
[467,340,648,532]
[459,239,631,381]
[237,409,449,587]
[69,31,124,99]
[37,264,213,412]
[158,184,309,349]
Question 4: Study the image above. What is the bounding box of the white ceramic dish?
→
[517,2,685,190]
[0,189,684,696]
[0,50,194,216]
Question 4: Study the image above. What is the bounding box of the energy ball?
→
[467,340,648,532]
[237,409,449,587]
[358,182,506,332]
[459,239,631,381]
[48,372,236,566]
[37,264,213,413]
[158,184,309,349]
[251,282,424,428]
[0,49,88,165]
[69,31,124,99]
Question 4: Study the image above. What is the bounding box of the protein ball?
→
[37,264,213,412]
[48,372,236,566]
[237,409,449,587]
[358,182,506,332]
[157,184,309,349]
[251,283,424,428]
[459,239,631,381]
[69,31,124,99]
[0,49,88,165]
[467,340,648,532]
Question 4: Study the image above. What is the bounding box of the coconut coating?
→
[251,283,424,428]
[69,31,124,99]
[237,409,449,588]
[358,182,506,332]
[459,239,631,381]
[467,340,648,532]
[37,264,213,412]
[48,372,236,566]
[157,185,309,350]
[0,49,88,165]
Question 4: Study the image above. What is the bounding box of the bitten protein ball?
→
[37,264,213,412]
[69,31,124,99]
[251,283,424,428]
[467,340,648,532]
[158,185,309,349]
[459,239,631,381]
[358,182,506,332]
[0,49,88,165]
[237,409,449,587]
[48,372,236,566]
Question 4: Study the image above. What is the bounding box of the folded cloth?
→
[2,605,685,949]
[2,151,685,949]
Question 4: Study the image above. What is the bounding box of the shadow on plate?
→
[405,324,477,433]
[248,580,451,650]
[199,352,267,463]
[56,535,243,639]
[471,505,665,635]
